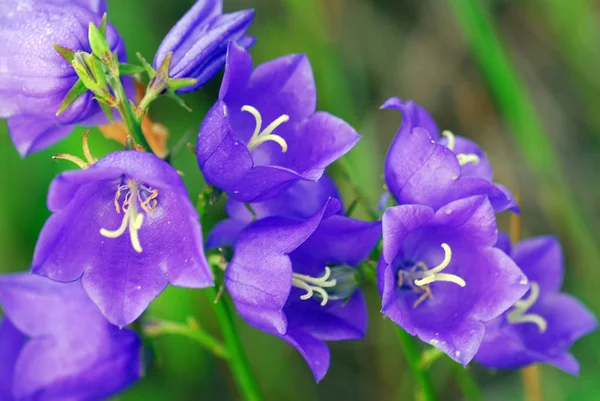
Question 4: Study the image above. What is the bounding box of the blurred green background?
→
[1,0,599,400]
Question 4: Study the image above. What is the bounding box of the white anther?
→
[507,282,547,333]
[414,243,466,287]
[292,267,337,306]
[242,105,289,152]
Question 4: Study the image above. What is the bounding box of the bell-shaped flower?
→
[378,195,529,365]
[153,0,254,93]
[475,234,597,374]
[196,43,360,202]
[0,273,141,400]
[32,148,213,327]
[382,97,518,213]
[207,174,341,248]
[0,0,127,156]
[225,200,381,381]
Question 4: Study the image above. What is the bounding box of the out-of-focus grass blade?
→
[447,0,600,308]
[535,0,600,139]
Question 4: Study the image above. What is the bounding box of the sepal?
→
[53,44,76,63]
[56,79,88,116]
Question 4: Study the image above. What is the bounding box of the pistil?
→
[292,267,337,306]
[242,105,289,152]
[507,282,547,333]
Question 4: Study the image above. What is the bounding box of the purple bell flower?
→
[378,195,529,365]
[207,174,342,248]
[225,200,381,381]
[32,149,213,327]
[0,0,127,156]
[382,97,518,213]
[0,273,141,400]
[153,0,255,93]
[475,234,597,374]
[196,42,361,202]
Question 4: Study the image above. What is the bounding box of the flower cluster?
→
[0,0,596,398]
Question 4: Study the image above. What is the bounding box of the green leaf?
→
[165,91,192,112]
[53,44,76,63]
[119,63,146,76]
[98,101,114,123]
[88,22,111,58]
[136,52,156,78]
[56,79,87,116]
[168,77,197,92]
[99,13,107,37]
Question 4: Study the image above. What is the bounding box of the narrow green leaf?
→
[53,44,76,63]
[136,52,156,78]
[118,63,146,76]
[168,77,197,92]
[166,91,192,112]
[98,101,114,123]
[99,13,107,37]
[56,79,87,116]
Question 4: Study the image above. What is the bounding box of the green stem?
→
[394,326,436,401]
[144,318,228,359]
[106,71,151,152]
[452,365,484,401]
[207,287,263,401]
[447,0,600,307]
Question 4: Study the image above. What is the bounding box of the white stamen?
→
[292,267,337,306]
[507,282,547,333]
[100,206,145,253]
[414,243,466,287]
[242,105,289,153]
[99,182,152,253]
[442,130,480,166]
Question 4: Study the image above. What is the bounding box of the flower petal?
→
[281,328,330,382]
[512,236,563,293]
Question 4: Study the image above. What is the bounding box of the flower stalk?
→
[207,286,263,401]
[394,326,436,401]
[144,318,228,359]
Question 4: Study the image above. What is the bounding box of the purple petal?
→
[281,328,330,382]
[226,201,337,335]
[166,10,255,82]
[381,204,435,264]
[512,236,563,293]
[285,290,367,342]
[293,216,381,268]
[7,116,74,157]
[206,218,248,249]
[275,111,360,180]
[0,319,27,400]
[154,0,222,65]
[382,97,440,139]
[0,274,141,398]
[219,41,254,102]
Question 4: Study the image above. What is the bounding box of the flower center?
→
[442,130,480,166]
[99,179,159,253]
[506,281,547,333]
[397,243,466,308]
[292,267,337,306]
[241,105,289,153]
